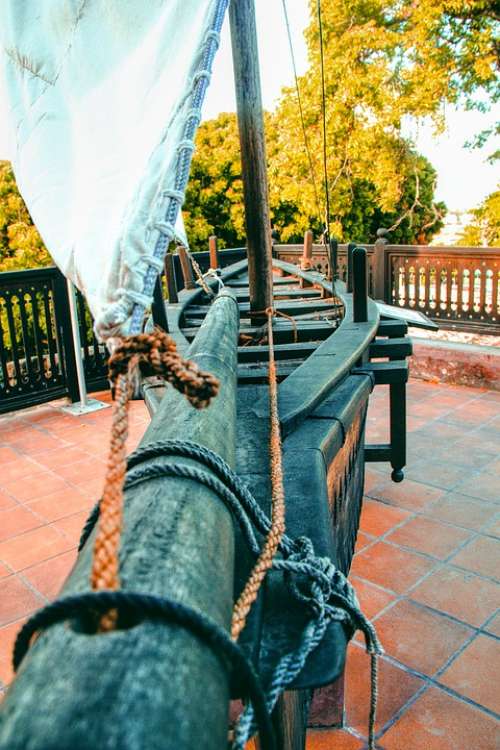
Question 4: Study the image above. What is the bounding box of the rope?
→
[231,308,286,641]
[317,0,331,244]
[90,331,219,630]
[60,436,381,748]
[89,374,130,630]
[12,591,275,750]
[187,250,216,298]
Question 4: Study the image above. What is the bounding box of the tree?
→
[457,189,500,246]
[183,112,445,250]
[0,161,52,271]
[182,114,246,252]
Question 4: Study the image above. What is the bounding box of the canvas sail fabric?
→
[0,0,226,340]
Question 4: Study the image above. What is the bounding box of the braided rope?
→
[90,374,130,629]
[231,308,286,641]
[90,331,219,630]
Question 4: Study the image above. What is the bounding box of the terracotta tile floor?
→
[0,379,499,748]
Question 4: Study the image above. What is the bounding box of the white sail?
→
[0,0,227,339]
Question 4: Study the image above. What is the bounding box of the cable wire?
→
[281,0,322,223]
[317,0,331,242]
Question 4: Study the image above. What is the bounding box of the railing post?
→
[352,247,368,323]
[346,242,356,293]
[373,228,389,301]
[151,276,169,332]
[52,270,80,403]
[329,238,338,282]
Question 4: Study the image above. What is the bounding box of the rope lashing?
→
[12,592,275,750]
[76,438,382,747]
[231,307,286,641]
[90,331,219,630]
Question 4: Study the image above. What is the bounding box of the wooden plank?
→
[234,288,319,303]
[268,692,309,750]
[238,341,319,363]
[182,320,337,345]
[0,292,240,750]
[376,319,408,337]
[226,276,296,288]
[188,299,335,320]
[238,361,300,383]
[369,338,412,359]
[353,360,408,385]
[229,0,273,313]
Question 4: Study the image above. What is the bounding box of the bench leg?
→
[389,381,406,482]
[256,690,310,750]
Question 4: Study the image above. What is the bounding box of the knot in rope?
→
[108,330,219,409]
[91,331,220,631]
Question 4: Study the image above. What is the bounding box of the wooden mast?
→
[229,0,273,313]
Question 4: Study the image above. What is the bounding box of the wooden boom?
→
[0,290,240,750]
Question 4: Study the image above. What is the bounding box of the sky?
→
[204,0,499,213]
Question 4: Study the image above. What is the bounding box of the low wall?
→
[409,338,500,391]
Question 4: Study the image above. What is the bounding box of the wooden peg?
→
[209,235,219,270]
[177,246,195,290]
[300,230,313,270]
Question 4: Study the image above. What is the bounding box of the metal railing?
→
[0,267,108,414]
[274,242,500,334]
[0,249,246,415]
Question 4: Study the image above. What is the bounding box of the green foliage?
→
[183,114,445,250]
[183,114,245,251]
[457,189,500,246]
[0,161,52,271]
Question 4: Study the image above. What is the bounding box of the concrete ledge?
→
[410,338,500,391]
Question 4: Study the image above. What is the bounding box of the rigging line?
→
[317,0,331,243]
[280,0,322,224]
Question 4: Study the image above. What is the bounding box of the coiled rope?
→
[76,437,382,748]
[12,591,275,750]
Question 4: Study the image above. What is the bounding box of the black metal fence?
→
[0,267,108,415]
[0,248,246,415]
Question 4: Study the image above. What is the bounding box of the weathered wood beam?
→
[0,291,240,750]
[229,0,273,314]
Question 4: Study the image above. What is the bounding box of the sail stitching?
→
[127,0,229,336]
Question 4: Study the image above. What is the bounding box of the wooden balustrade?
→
[274,243,500,334]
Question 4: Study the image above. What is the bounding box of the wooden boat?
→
[0,1,415,749]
